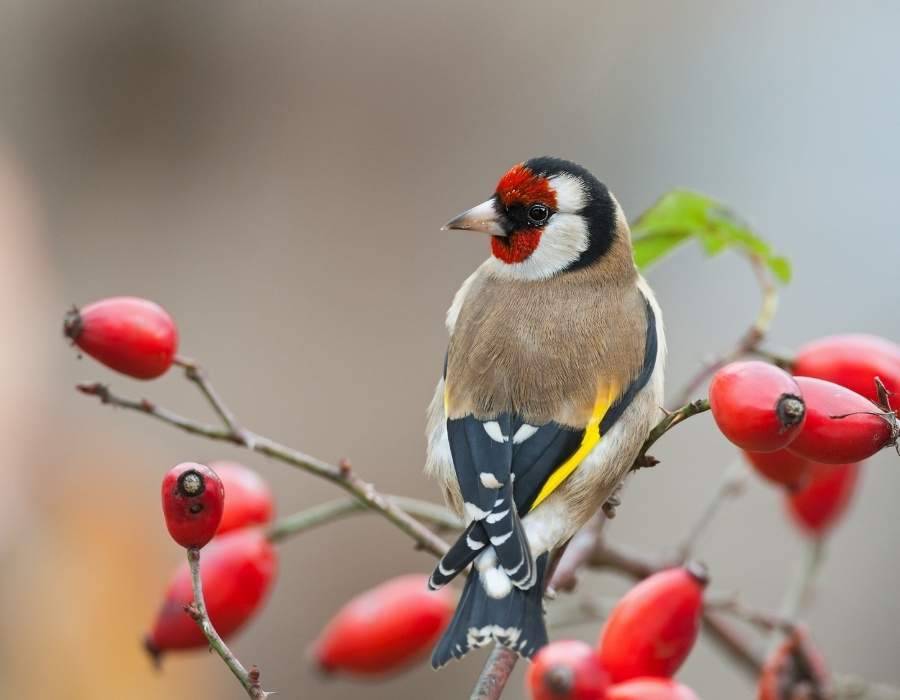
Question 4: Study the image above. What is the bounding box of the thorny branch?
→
[76,354,899,700]
[76,376,450,558]
[470,647,520,700]
[186,547,269,699]
[267,496,462,544]
[631,398,711,471]
[555,535,899,698]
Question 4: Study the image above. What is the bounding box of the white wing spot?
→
[438,562,455,576]
[480,472,503,489]
[486,508,509,524]
[483,421,508,443]
[490,531,513,546]
[466,533,486,550]
[512,424,539,444]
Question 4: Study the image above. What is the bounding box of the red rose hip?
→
[208,460,275,535]
[598,564,707,683]
[787,377,896,463]
[162,462,225,549]
[607,678,701,700]
[527,640,609,700]
[144,529,277,661]
[743,448,813,490]
[312,574,455,676]
[786,462,861,537]
[794,334,900,405]
[64,296,178,379]
[709,361,806,452]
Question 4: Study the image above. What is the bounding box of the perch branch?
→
[79,371,899,700]
[186,547,269,698]
[267,497,462,544]
[77,375,708,554]
[632,398,711,470]
[470,647,520,700]
[76,380,450,558]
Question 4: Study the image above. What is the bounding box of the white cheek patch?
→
[548,173,587,213]
[484,213,589,281]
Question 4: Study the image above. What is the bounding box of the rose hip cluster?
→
[528,564,707,700]
[65,297,454,673]
[709,335,899,537]
[146,460,278,662]
[65,297,897,697]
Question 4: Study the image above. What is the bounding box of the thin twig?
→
[174,355,256,448]
[77,381,450,558]
[707,595,796,634]
[81,373,899,699]
[632,398,711,470]
[832,676,900,700]
[77,379,708,555]
[674,459,748,562]
[470,646,519,700]
[675,253,780,405]
[186,547,269,698]
[77,382,235,441]
[267,497,462,544]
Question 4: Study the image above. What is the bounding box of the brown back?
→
[446,232,648,427]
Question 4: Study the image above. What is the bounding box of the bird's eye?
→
[527,204,551,225]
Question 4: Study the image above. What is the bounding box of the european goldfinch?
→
[425,157,666,667]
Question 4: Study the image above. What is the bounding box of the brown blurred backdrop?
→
[1,2,899,698]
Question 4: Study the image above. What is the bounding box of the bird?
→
[425,157,666,668]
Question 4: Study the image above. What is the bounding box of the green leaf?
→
[767,256,792,283]
[631,189,791,284]
[632,231,691,269]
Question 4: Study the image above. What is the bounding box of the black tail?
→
[431,554,549,668]
[429,522,482,590]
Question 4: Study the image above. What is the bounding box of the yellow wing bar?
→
[528,382,619,511]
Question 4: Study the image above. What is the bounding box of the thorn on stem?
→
[632,454,660,471]
[76,381,108,400]
[184,602,202,621]
[338,458,353,477]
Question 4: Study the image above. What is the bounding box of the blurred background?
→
[1,1,899,698]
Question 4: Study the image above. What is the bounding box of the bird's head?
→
[443,157,624,279]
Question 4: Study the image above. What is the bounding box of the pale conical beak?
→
[441,198,507,236]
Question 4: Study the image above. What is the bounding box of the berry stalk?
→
[185,547,269,699]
